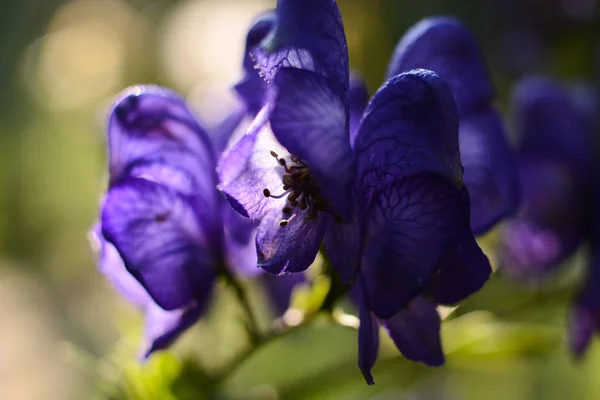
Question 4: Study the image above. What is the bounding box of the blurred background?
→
[0,0,599,399]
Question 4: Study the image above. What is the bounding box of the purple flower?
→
[353,70,492,384]
[221,3,492,384]
[91,86,247,356]
[386,17,520,235]
[219,0,356,277]
[499,77,593,282]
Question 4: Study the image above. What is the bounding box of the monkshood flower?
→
[220,0,491,384]
[386,17,520,235]
[353,70,492,384]
[91,85,241,356]
[221,1,383,280]
[499,77,593,282]
[219,0,356,277]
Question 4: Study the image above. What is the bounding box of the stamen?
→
[271,150,290,171]
[289,193,302,208]
[279,213,297,226]
[263,189,291,199]
[282,174,294,187]
[299,197,307,210]
[265,149,341,224]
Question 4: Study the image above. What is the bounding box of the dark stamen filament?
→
[264,189,291,199]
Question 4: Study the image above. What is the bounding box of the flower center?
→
[263,151,340,226]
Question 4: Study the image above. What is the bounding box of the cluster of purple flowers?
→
[497,77,598,357]
[88,0,598,385]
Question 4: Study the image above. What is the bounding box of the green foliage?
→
[78,267,589,400]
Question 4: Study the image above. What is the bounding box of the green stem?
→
[212,319,309,384]
[213,251,350,386]
[223,270,262,344]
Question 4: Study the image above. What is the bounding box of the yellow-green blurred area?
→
[0,0,599,399]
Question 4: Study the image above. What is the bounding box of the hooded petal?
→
[253,0,349,97]
[353,69,461,209]
[360,172,472,320]
[427,233,491,305]
[459,109,520,234]
[256,206,330,274]
[235,10,276,116]
[382,297,444,366]
[386,17,494,116]
[107,85,216,186]
[101,177,217,311]
[385,19,517,234]
[242,10,277,73]
[356,283,379,385]
[512,76,594,173]
[218,108,287,219]
[270,67,354,219]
